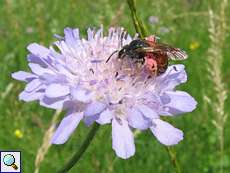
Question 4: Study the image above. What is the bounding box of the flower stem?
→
[165,146,181,173]
[127,1,182,173]
[56,123,100,173]
[126,0,148,38]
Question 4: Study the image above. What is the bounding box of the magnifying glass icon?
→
[3,154,18,170]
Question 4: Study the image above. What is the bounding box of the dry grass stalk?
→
[207,0,228,172]
[34,109,62,173]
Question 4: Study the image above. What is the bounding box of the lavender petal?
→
[136,104,159,119]
[161,91,197,116]
[19,89,44,102]
[71,88,93,103]
[11,71,37,82]
[112,118,135,159]
[96,109,113,124]
[25,79,41,92]
[156,64,187,91]
[45,83,70,98]
[28,63,54,76]
[52,112,83,144]
[84,101,106,117]
[27,43,50,57]
[127,108,151,130]
[40,96,69,109]
[150,119,183,145]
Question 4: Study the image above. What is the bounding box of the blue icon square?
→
[0,151,21,173]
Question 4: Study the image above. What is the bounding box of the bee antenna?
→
[106,50,118,63]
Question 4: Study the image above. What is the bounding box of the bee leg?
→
[133,59,143,64]
[120,53,126,60]
[140,58,145,64]
[144,75,152,84]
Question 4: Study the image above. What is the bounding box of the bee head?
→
[129,39,149,50]
[118,45,128,59]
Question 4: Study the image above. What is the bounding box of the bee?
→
[106,35,187,76]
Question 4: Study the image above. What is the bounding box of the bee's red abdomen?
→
[144,53,157,74]
[155,53,168,75]
[144,52,168,75]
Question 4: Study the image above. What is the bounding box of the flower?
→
[189,41,200,50]
[159,26,170,34]
[148,16,159,25]
[12,26,197,159]
[14,129,23,139]
[26,27,34,34]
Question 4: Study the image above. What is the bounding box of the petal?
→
[95,27,103,39]
[40,96,69,109]
[87,28,94,41]
[136,104,159,119]
[83,101,106,126]
[64,28,80,46]
[96,109,113,124]
[156,64,187,91]
[56,64,75,77]
[45,83,70,98]
[161,91,197,115]
[40,73,68,84]
[70,88,94,103]
[162,65,186,80]
[28,63,54,76]
[27,43,50,57]
[150,119,183,145]
[27,54,48,67]
[11,71,37,82]
[25,79,41,92]
[83,114,100,126]
[112,118,135,159]
[52,112,83,144]
[84,101,106,117]
[127,108,151,130]
[19,90,44,102]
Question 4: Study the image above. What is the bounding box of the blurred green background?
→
[0,0,230,172]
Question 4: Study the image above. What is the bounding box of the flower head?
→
[148,16,159,25]
[14,129,23,139]
[189,41,200,51]
[12,26,197,159]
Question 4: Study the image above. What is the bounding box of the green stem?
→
[126,0,148,38]
[165,146,181,173]
[57,123,100,173]
[127,1,181,173]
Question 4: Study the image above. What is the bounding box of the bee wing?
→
[135,47,162,53]
[156,43,188,60]
[134,43,188,60]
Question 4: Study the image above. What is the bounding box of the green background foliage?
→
[0,0,230,172]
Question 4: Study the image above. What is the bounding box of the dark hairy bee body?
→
[106,35,187,76]
[117,39,149,62]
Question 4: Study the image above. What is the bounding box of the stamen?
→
[89,68,94,74]
[118,100,123,104]
[173,66,178,71]
[91,59,103,63]
[115,72,119,78]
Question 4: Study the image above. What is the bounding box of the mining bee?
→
[106,35,187,76]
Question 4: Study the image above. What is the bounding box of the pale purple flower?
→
[159,26,170,34]
[26,27,34,34]
[148,16,159,25]
[12,26,197,159]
